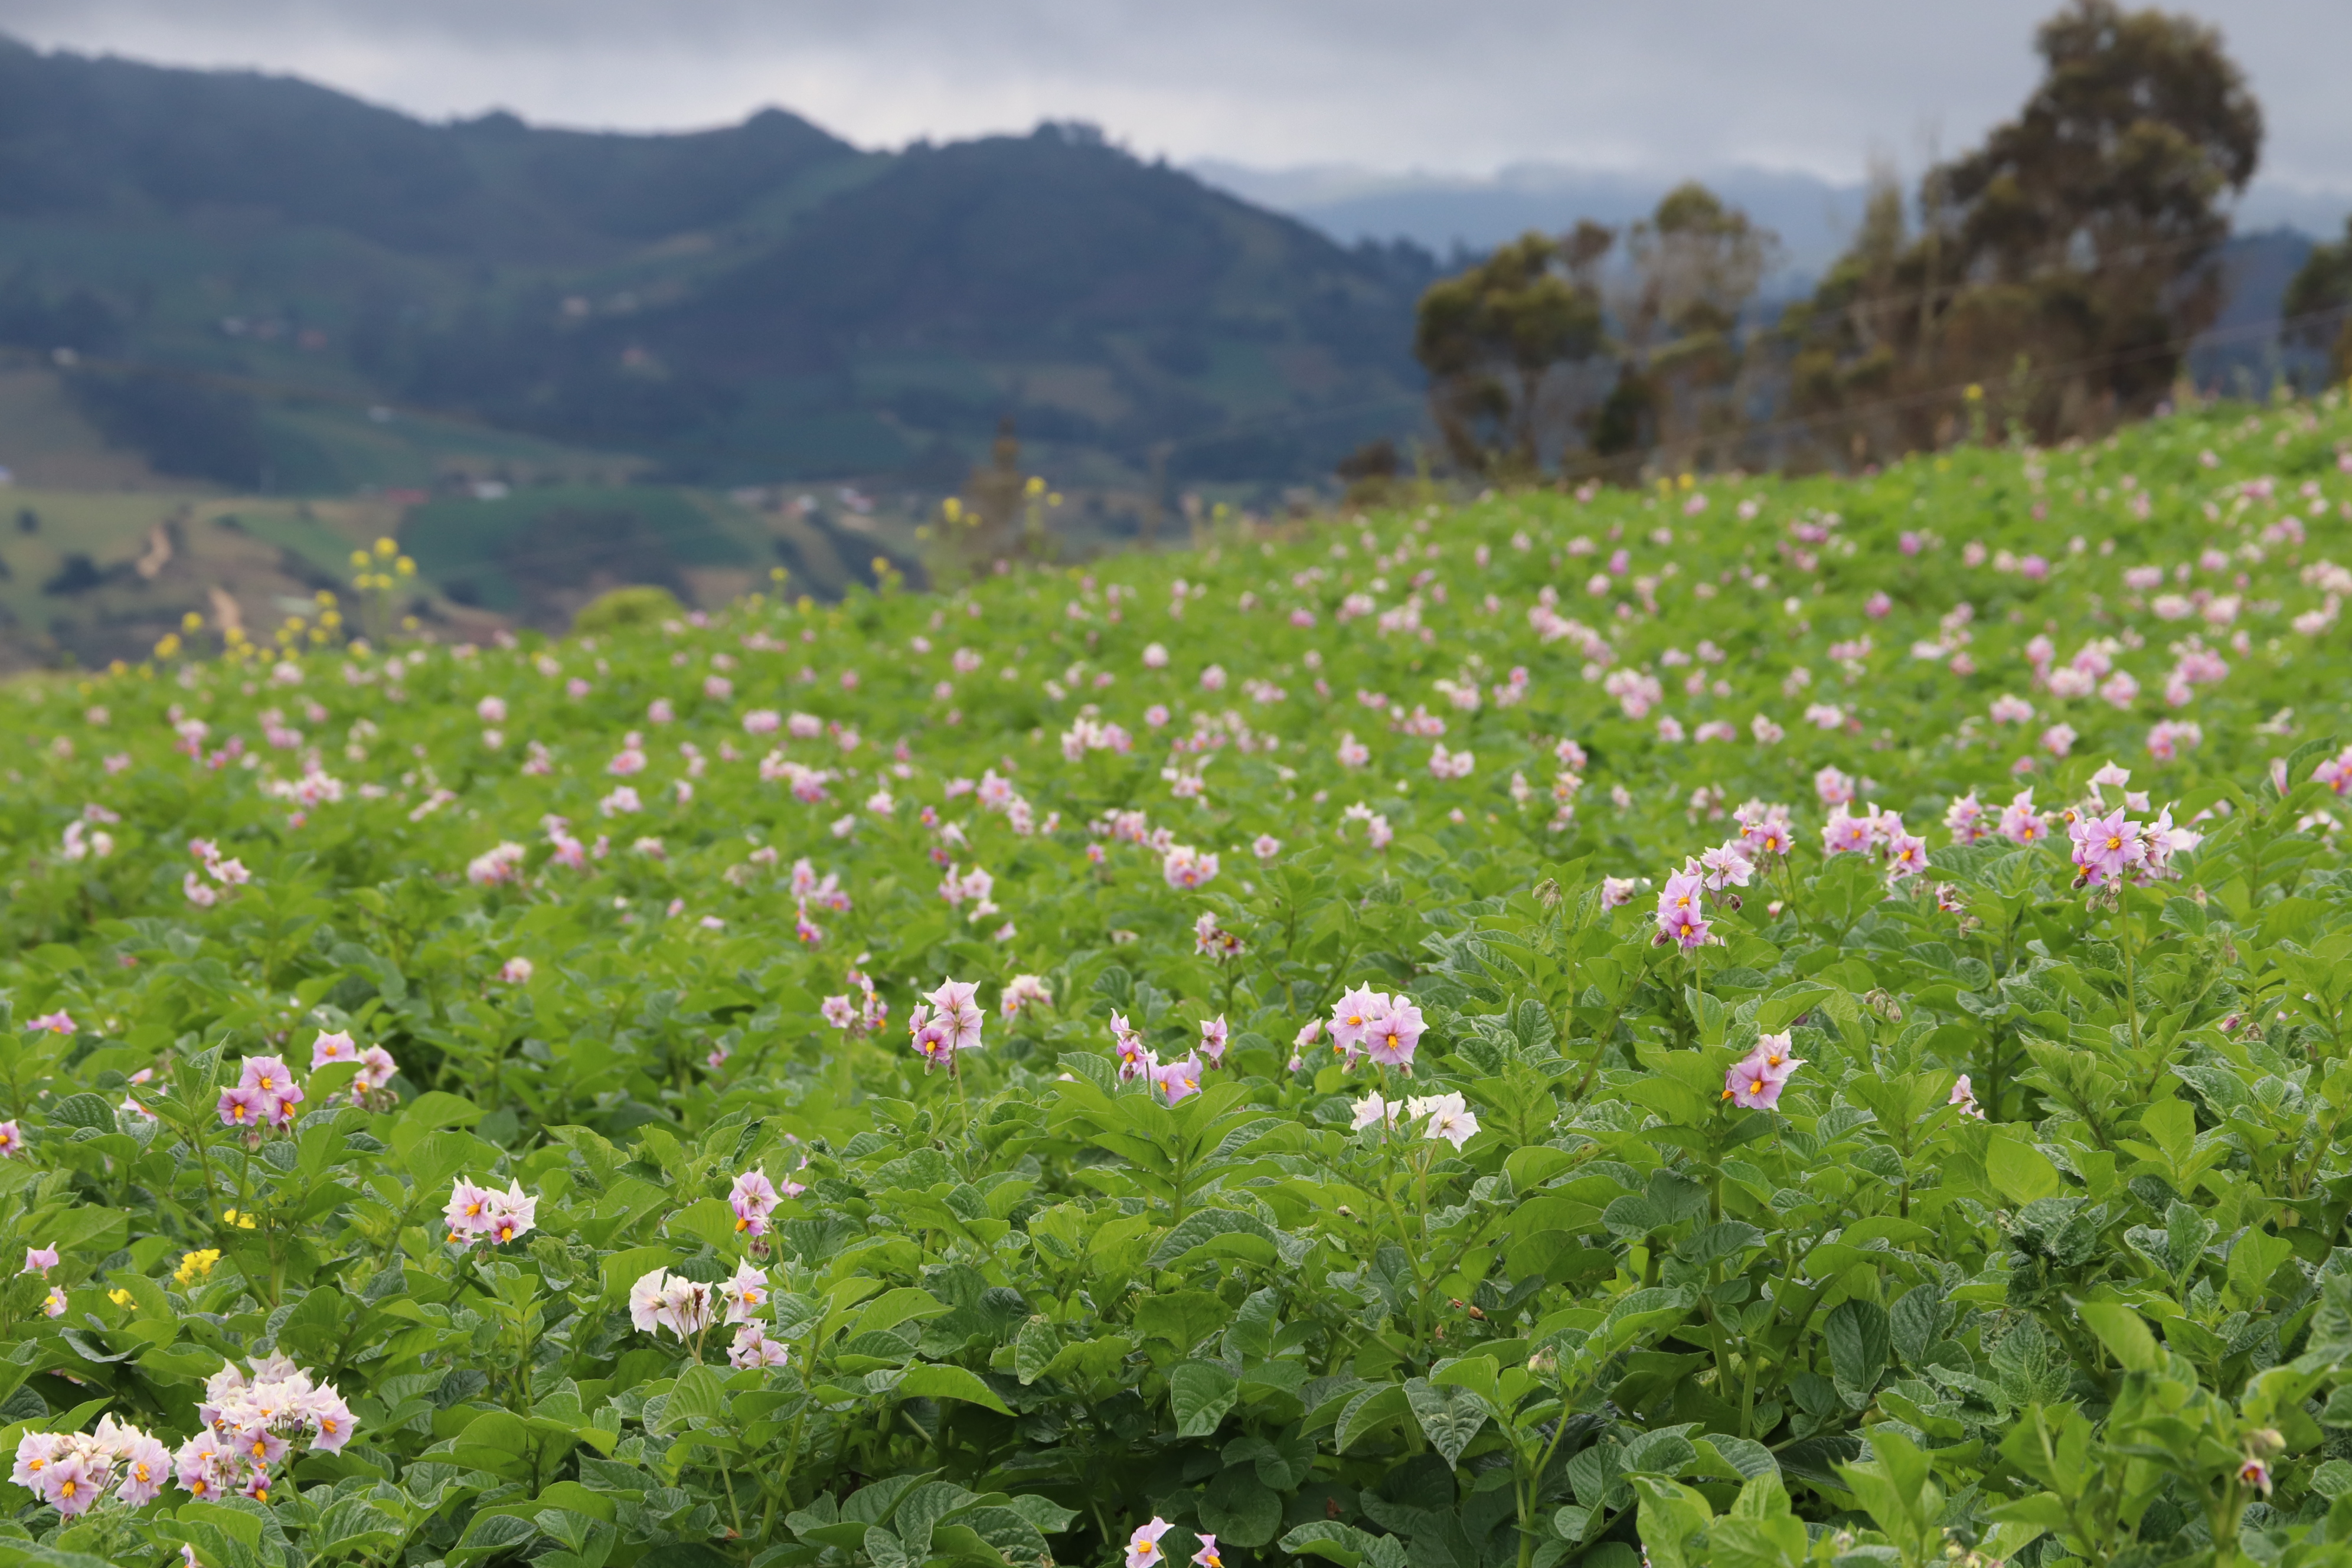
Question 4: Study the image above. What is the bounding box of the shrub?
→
[574,583,687,634]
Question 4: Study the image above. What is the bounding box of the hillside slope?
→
[0,37,1434,494]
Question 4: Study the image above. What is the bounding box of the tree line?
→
[1400,0,2335,485]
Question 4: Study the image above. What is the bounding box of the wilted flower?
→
[1949,1074,1985,1118]
[721,1260,771,1325]
[629,1268,718,1340]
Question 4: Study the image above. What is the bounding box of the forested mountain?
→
[0,35,1436,492]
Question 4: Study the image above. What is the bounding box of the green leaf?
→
[852,1287,952,1340]
[656,1363,727,1432]
[1403,1376,1491,1465]
[1335,1383,1411,1453]
[1985,1135,2063,1205]
[2075,1301,2157,1373]
[449,1512,538,1568]
[1278,1522,1376,1568]
[1200,1465,1283,1548]
[1148,1207,1280,1268]
[1170,1359,1239,1437]
[1824,1298,1890,1391]
[1131,1290,1226,1353]
[1630,1477,1714,1568]
[897,1362,1014,1416]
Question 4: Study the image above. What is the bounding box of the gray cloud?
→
[1,0,2346,203]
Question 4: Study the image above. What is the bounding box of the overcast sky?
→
[2,0,2347,198]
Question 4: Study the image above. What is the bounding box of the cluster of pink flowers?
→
[307,1030,397,1103]
[629,1261,785,1366]
[1819,805,1929,880]
[1734,800,1794,858]
[760,755,835,803]
[15,1416,170,1517]
[175,1354,355,1505]
[465,841,527,887]
[1326,988,1425,1071]
[819,969,890,1033]
[1193,912,1244,962]
[1161,844,1219,890]
[444,1176,538,1246]
[999,974,1053,1020]
[1653,866,1713,949]
[1723,1033,1804,1110]
[789,858,851,912]
[2145,720,2204,762]
[58,818,114,861]
[2067,805,2197,889]
[1423,743,1471,779]
[182,837,251,908]
[216,1056,303,1131]
[1126,1518,1223,1568]
[1109,1012,1229,1103]
[1351,1089,1479,1148]
[908,978,985,1070]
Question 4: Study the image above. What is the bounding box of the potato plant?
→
[5,395,2352,1568]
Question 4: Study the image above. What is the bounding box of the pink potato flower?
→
[309,1031,358,1069]
[1653,870,1709,949]
[730,1170,782,1236]
[1128,1520,1175,1568]
[1361,996,1426,1070]
[1724,1032,1805,1110]
[1154,1054,1205,1105]
[2069,808,2147,888]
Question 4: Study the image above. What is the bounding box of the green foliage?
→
[572,584,689,636]
[2,397,2352,1568]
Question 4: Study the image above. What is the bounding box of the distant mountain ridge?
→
[0,35,1438,496]
[1195,157,2352,276]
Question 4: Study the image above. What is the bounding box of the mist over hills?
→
[0,35,1438,499]
[1194,158,2352,276]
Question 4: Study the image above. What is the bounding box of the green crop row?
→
[1,394,2351,1568]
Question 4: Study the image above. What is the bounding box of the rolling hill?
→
[0,35,1438,502]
